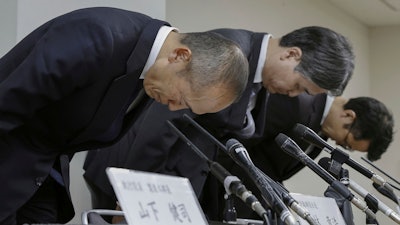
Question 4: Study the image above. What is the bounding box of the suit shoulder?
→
[51,7,153,28]
[210,28,267,55]
[210,28,267,40]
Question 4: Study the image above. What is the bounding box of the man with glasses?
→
[201,93,394,220]
[321,96,373,154]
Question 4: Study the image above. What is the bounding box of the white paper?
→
[290,193,347,225]
[106,167,208,225]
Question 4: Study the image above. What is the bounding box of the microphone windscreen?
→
[226,138,239,151]
[275,133,289,147]
[292,123,308,138]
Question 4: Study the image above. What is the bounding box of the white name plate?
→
[290,193,347,225]
[106,167,208,225]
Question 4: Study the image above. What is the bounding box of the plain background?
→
[1,0,399,224]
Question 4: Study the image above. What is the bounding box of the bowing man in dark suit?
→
[83,26,356,216]
[202,93,394,220]
[0,7,250,225]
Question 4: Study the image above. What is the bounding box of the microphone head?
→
[275,134,299,156]
[275,133,290,148]
[226,138,242,153]
[275,133,308,165]
[225,138,254,167]
[292,123,334,151]
[292,123,308,139]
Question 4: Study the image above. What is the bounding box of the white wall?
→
[0,0,17,55]
[370,24,400,197]
[16,0,166,41]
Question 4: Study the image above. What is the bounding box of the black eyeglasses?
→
[342,130,351,150]
[342,124,354,151]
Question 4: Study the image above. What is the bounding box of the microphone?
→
[318,157,354,225]
[226,138,297,225]
[181,114,315,224]
[319,157,400,224]
[292,123,394,193]
[255,167,317,225]
[275,133,376,219]
[361,156,400,191]
[166,120,268,221]
[209,161,268,221]
[373,183,400,205]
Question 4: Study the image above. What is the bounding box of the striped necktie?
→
[239,83,262,138]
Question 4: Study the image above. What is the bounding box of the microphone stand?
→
[255,168,316,225]
[364,195,379,225]
[320,157,400,224]
[329,156,400,224]
[226,139,296,225]
[361,156,400,213]
[328,159,378,225]
[182,114,318,225]
[166,120,270,225]
[338,168,357,225]
[223,193,237,223]
[320,158,355,225]
[276,134,376,220]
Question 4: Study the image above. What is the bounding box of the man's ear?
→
[169,47,192,63]
[281,47,302,61]
[344,109,356,123]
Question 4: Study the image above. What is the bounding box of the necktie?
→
[239,83,262,138]
[97,89,145,141]
[50,168,64,186]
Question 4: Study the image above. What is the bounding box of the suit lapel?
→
[303,94,327,155]
[224,32,266,130]
[308,94,327,131]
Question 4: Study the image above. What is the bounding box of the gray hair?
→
[179,32,249,102]
[280,26,354,96]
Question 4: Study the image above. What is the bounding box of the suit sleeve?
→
[0,19,115,135]
[83,102,197,196]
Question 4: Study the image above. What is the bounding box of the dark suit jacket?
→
[200,93,328,220]
[0,7,168,223]
[250,93,327,182]
[83,28,269,204]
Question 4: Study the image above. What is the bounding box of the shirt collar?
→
[254,34,271,83]
[321,95,334,125]
[140,26,179,79]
